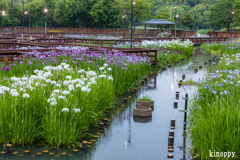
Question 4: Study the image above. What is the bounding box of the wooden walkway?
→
[0,34,229,67]
[0,43,158,66]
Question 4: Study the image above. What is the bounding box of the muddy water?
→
[0,55,218,160]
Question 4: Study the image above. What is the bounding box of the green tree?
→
[188,4,209,29]
[153,10,174,29]
[153,10,174,21]
[195,10,210,29]
[7,0,22,26]
[122,0,155,28]
[54,0,92,27]
[150,0,163,15]
[42,0,56,27]
[24,0,46,27]
[233,0,240,27]
[89,0,121,28]
[180,12,195,36]
[54,0,121,28]
[0,0,9,28]
[133,0,155,22]
[208,0,233,31]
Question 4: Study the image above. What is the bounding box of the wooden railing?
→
[0,36,229,50]
[0,42,158,66]
[0,27,196,37]
[208,31,240,39]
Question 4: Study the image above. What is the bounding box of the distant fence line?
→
[208,31,240,39]
[1,27,144,34]
[0,26,196,37]
[1,27,240,38]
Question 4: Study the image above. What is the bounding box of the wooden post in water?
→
[6,144,12,153]
[82,141,88,150]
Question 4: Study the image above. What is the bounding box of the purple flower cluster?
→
[158,47,184,55]
[4,47,150,72]
[1,67,10,71]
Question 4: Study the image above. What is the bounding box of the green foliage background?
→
[0,0,239,30]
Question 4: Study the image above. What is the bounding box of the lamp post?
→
[130,0,133,48]
[133,1,136,32]
[44,8,48,35]
[20,1,24,35]
[2,11,5,32]
[174,7,177,37]
[24,11,28,32]
[123,15,126,36]
[231,11,234,41]
[12,0,14,38]
[175,14,179,37]
[28,9,30,32]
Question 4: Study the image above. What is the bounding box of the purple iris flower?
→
[1,67,10,71]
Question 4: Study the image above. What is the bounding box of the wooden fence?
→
[0,26,196,37]
[3,27,240,38]
[208,31,240,39]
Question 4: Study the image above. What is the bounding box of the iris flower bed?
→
[157,32,170,37]
[0,48,151,147]
[1,47,151,95]
[189,53,240,159]
[64,35,122,39]
[114,39,193,67]
[201,41,240,56]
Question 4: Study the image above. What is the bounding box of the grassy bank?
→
[189,42,240,159]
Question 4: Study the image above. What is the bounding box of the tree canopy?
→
[0,0,238,30]
[181,12,195,29]
[208,0,233,31]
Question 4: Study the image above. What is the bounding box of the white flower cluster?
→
[114,39,193,48]
[0,63,114,110]
[61,107,80,113]
[44,63,113,106]
[47,89,69,106]
[140,39,193,48]
[0,86,29,98]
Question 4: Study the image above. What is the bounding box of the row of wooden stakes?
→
[123,72,154,104]
[167,74,186,159]
[3,118,110,155]
[168,119,176,159]
[194,55,217,73]
[162,54,193,71]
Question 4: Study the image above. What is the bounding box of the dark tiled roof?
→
[142,19,175,25]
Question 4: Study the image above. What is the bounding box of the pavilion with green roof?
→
[141,19,176,35]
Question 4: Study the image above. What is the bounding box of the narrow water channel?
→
[0,55,218,160]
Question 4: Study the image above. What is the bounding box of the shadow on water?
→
[0,54,218,160]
